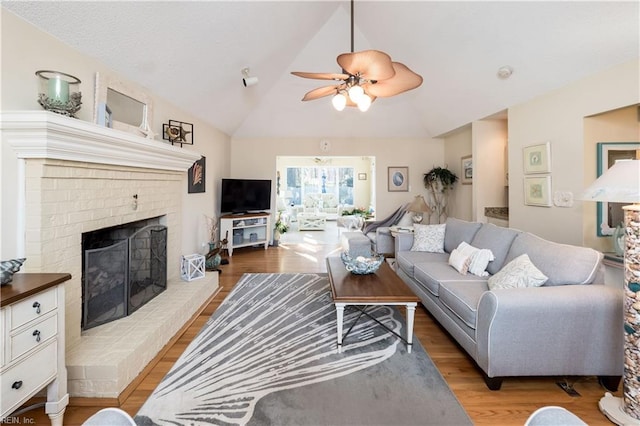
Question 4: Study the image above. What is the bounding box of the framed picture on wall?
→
[188,156,205,194]
[524,176,552,207]
[461,155,473,185]
[388,166,409,192]
[523,142,551,174]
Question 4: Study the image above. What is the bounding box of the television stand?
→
[220,212,271,256]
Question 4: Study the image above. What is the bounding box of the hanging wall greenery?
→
[423,166,458,224]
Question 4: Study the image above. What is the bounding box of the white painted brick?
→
[21,157,211,397]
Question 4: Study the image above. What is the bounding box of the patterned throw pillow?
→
[488,254,548,290]
[456,242,495,277]
[448,248,471,274]
[411,224,446,253]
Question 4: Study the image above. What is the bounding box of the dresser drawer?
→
[0,309,4,368]
[10,287,57,328]
[10,313,57,362]
[1,341,57,416]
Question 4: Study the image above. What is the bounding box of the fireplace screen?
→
[82,219,167,330]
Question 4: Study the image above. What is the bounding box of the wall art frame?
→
[596,142,640,236]
[523,142,551,174]
[388,166,409,192]
[524,176,552,207]
[163,120,194,147]
[461,155,473,185]
[188,156,205,194]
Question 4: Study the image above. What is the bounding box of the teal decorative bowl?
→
[340,251,384,275]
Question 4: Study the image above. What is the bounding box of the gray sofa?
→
[394,217,623,390]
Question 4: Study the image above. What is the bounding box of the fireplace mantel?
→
[1,111,200,171]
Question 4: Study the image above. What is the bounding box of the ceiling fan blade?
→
[301,85,340,101]
[291,71,349,81]
[365,62,423,98]
[337,50,395,81]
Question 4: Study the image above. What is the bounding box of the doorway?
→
[275,156,376,238]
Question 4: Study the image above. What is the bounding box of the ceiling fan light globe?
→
[357,94,372,112]
[348,85,364,103]
[332,93,347,111]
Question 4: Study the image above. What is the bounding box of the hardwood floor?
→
[28,240,619,425]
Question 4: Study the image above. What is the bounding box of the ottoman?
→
[340,232,372,258]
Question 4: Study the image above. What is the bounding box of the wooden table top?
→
[326,256,419,303]
[1,273,72,307]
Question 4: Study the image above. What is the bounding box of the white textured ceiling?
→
[3,1,639,139]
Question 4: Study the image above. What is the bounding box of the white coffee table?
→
[298,212,327,231]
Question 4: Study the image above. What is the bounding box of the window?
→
[286,167,353,206]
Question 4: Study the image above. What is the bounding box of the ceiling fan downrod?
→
[350,0,354,54]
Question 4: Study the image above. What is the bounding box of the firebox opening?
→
[82,216,167,330]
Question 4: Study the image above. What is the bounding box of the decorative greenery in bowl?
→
[341,207,374,219]
[340,251,384,275]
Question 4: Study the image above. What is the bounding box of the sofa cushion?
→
[488,254,548,290]
[444,217,483,253]
[396,251,449,278]
[470,223,520,275]
[438,281,489,330]
[411,224,446,253]
[504,232,603,285]
[414,261,488,297]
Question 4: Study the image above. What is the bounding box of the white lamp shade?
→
[348,85,364,103]
[582,159,640,203]
[357,94,372,112]
[332,93,347,111]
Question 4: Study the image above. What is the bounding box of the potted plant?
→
[273,214,289,246]
[423,166,458,224]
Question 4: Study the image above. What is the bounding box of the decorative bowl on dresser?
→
[1,273,71,425]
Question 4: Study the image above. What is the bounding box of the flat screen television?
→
[221,178,272,214]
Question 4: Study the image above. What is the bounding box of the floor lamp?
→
[582,159,640,424]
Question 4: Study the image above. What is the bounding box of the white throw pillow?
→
[411,224,446,253]
[488,254,548,290]
[448,248,470,274]
[456,241,496,277]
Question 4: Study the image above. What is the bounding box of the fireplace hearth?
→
[82,217,167,330]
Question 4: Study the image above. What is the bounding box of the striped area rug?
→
[135,273,471,426]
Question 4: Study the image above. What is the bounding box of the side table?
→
[389,225,414,237]
[1,273,71,425]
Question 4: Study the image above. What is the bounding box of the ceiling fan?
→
[291,0,423,112]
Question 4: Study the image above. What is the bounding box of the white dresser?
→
[1,273,70,425]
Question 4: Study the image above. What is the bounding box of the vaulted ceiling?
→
[4,1,639,139]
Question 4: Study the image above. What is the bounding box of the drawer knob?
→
[32,301,41,314]
[33,329,41,342]
[12,381,23,390]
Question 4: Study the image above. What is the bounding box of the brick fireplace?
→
[3,112,219,398]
